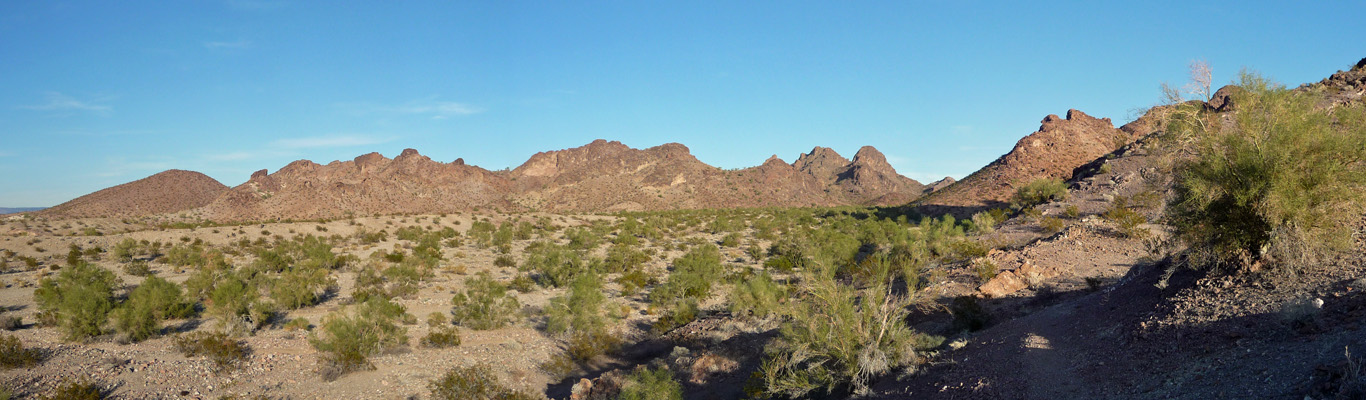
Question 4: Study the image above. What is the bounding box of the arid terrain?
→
[1,58,1364,400]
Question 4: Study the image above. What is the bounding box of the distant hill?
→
[40,170,228,219]
[0,207,45,215]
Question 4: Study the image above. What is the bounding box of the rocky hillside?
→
[200,149,511,221]
[913,109,1146,217]
[40,170,228,219]
[177,140,924,221]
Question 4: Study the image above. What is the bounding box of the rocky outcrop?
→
[41,170,228,218]
[915,109,1138,217]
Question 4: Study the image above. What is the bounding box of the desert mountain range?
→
[42,140,946,221]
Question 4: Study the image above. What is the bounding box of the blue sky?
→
[1,1,1361,207]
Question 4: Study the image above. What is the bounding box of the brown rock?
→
[980,270,1028,298]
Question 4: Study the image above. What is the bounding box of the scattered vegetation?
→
[428,364,538,400]
[450,272,520,330]
[1010,177,1069,210]
[309,297,412,380]
[33,262,121,341]
[173,331,249,373]
[1165,72,1366,273]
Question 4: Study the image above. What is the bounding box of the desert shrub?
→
[492,255,516,269]
[508,274,536,293]
[563,227,601,251]
[616,269,658,296]
[450,272,520,330]
[1010,178,1068,210]
[1064,204,1081,218]
[269,267,335,310]
[969,211,1000,234]
[720,232,743,248]
[33,262,121,341]
[0,334,41,369]
[729,271,788,319]
[1040,216,1065,235]
[651,299,698,334]
[309,297,411,380]
[1104,196,1150,239]
[544,273,609,335]
[205,273,260,333]
[39,380,103,400]
[421,313,461,348]
[122,261,152,277]
[1165,72,1366,273]
[174,331,249,373]
[113,238,139,262]
[428,364,538,400]
[651,245,724,307]
[755,277,917,397]
[521,242,593,287]
[542,329,622,376]
[283,317,311,331]
[618,366,684,400]
[604,243,650,274]
[971,258,999,283]
[113,276,195,342]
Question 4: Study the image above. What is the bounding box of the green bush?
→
[1010,178,1069,210]
[544,273,608,335]
[729,271,788,319]
[755,277,917,397]
[521,243,592,288]
[309,297,411,380]
[618,366,684,400]
[650,245,724,307]
[174,331,249,373]
[1040,216,1065,235]
[33,262,122,341]
[421,313,461,348]
[122,261,152,277]
[0,334,41,369]
[1104,197,1150,239]
[428,364,538,400]
[268,266,335,309]
[450,272,520,330]
[1166,72,1366,273]
[114,276,195,342]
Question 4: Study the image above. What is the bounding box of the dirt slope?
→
[40,170,227,219]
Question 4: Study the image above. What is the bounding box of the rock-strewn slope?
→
[913,109,1144,217]
[40,170,228,218]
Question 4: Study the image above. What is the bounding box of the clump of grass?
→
[1039,216,1065,235]
[39,380,103,400]
[1104,196,1150,239]
[421,313,461,348]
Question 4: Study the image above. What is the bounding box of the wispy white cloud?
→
[205,40,253,49]
[338,97,484,120]
[19,92,112,115]
[270,134,394,149]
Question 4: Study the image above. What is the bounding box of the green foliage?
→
[604,243,650,274]
[309,297,411,380]
[269,266,335,309]
[450,272,520,330]
[544,272,609,335]
[651,245,724,307]
[33,262,122,341]
[0,334,41,369]
[114,276,195,342]
[729,271,788,319]
[421,313,462,348]
[1040,216,1065,235]
[755,277,917,397]
[563,227,601,251]
[1064,204,1081,218]
[618,366,684,400]
[1104,196,1150,239]
[1166,72,1366,273]
[521,242,594,287]
[428,364,538,400]
[121,261,152,277]
[174,331,249,373]
[1010,178,1069,210]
